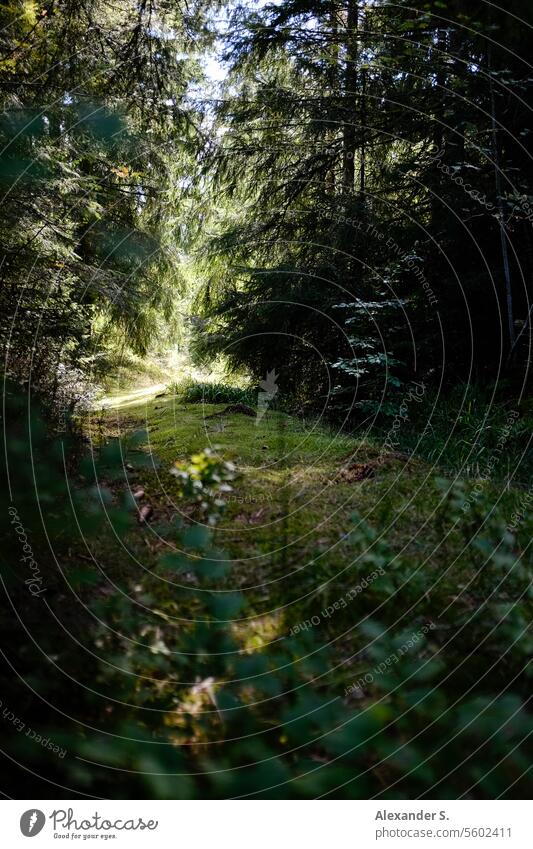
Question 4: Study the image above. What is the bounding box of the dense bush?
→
[171,378,258,407]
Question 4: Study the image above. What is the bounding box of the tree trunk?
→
[360,63,366,196]
[489,46,515,348]
[342,0,358,193]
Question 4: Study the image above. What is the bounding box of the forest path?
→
[98,381,168,410]
[82,389,531,789]
[96,389,528,599]
[93,389,496,652]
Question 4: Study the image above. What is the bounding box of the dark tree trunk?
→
[342,0,358,193]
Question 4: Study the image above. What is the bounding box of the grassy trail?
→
[65,386,532,797]
[95,388,529,667]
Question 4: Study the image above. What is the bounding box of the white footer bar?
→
[2,800,529,847]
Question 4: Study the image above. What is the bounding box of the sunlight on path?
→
[97,382,168,410]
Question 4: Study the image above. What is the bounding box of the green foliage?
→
[192,0,533,409]
[172,378,257,407]
[0,0,209,409]
[385,385,533,480]
[170,448,237,516]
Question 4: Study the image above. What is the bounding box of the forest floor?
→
[90,384,531,690]
[4,382,529,798]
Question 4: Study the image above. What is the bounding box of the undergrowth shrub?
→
[371,383,533,480]
[171,378,257,407]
